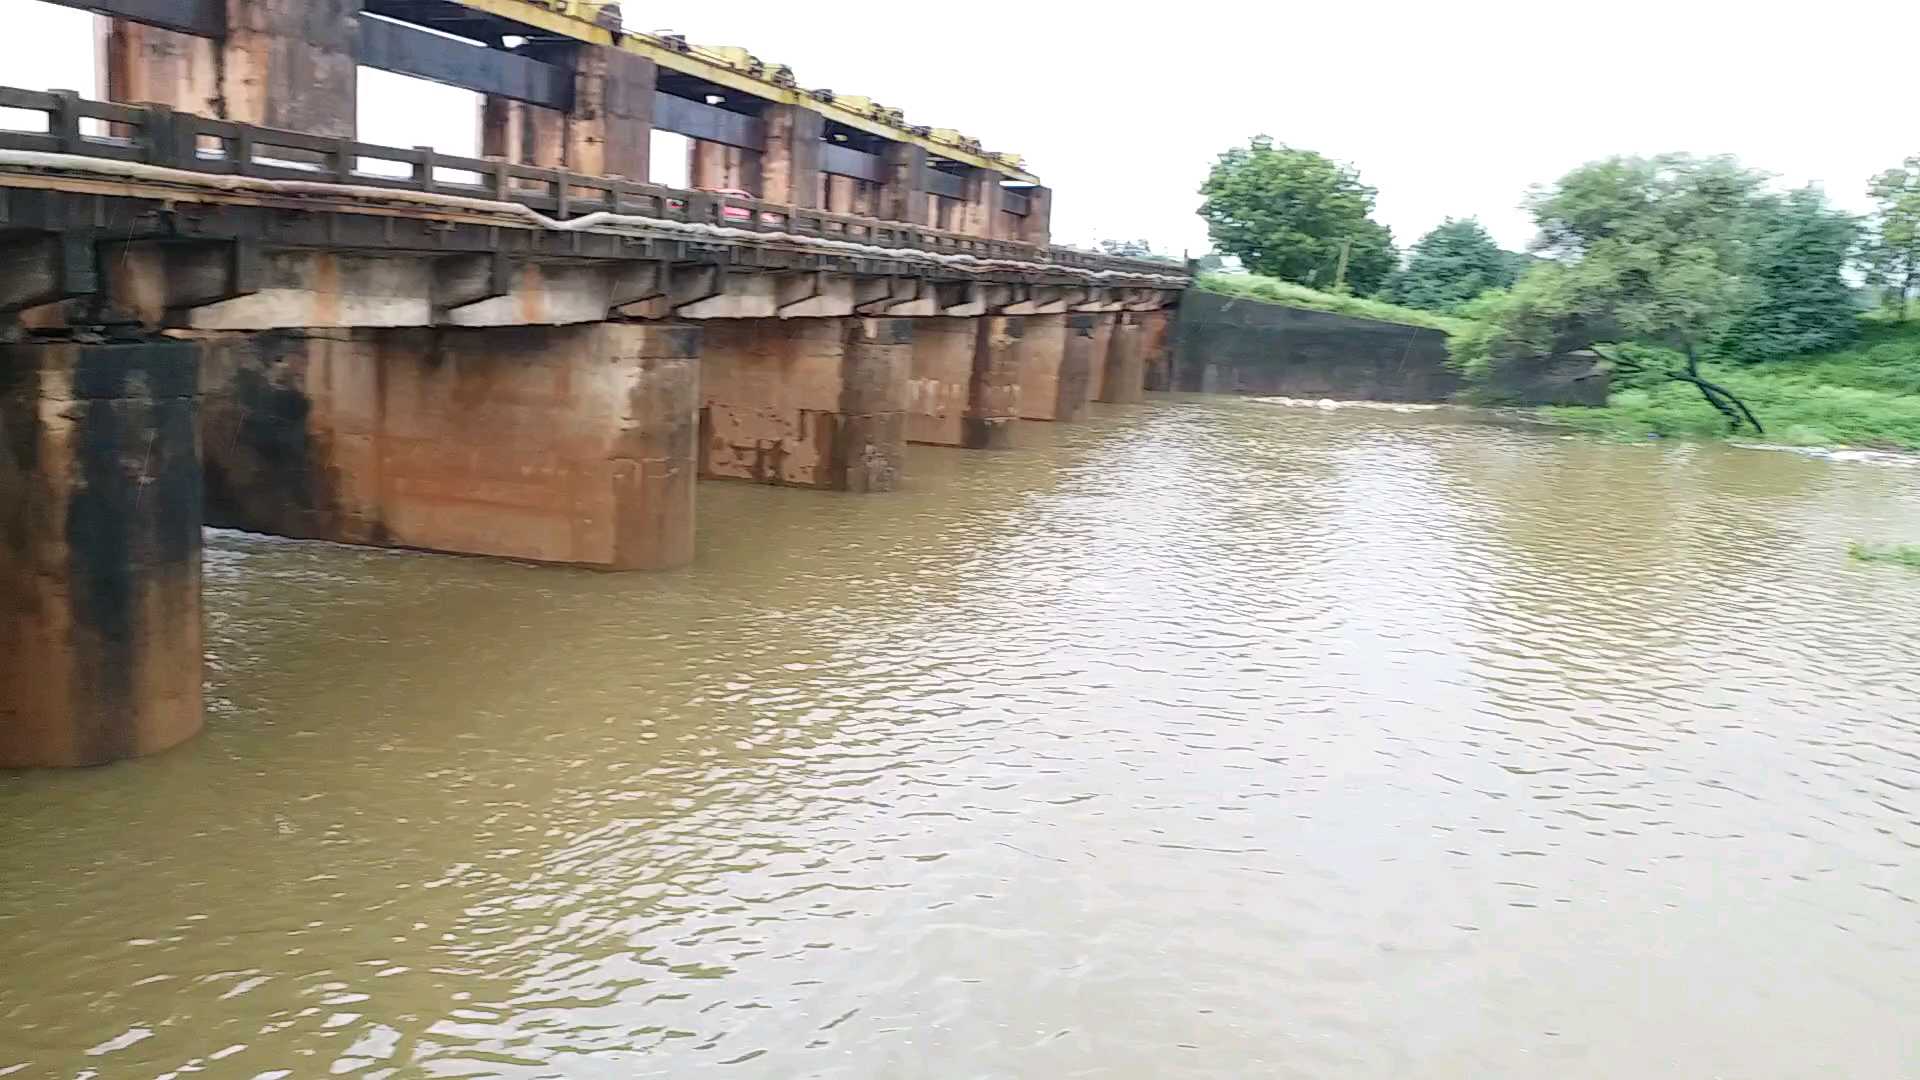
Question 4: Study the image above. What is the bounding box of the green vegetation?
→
[1450,155,1866,435]
[1849,542,1920,570]
[1865,156,1920,319]
[1542,320,1920,448]
[1193,137,1920,453]
[1196,271,1471,335]
[1382,219,1523,313]
[1198,138,1397,296]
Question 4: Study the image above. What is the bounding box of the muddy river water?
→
[4,396,1918,1078]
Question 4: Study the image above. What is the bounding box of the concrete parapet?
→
[0,339,204,767]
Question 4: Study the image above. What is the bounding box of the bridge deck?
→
[0,87,1179,285]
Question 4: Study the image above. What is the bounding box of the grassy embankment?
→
[1195,274,1920,451]
[1195,273,1471,335]
[1542,318,1920,450]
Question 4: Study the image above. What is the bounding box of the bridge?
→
[0,0,1189,769]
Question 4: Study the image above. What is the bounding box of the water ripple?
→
[3,397,1919,1078]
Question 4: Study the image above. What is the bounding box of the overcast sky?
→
[7,0,1918,256]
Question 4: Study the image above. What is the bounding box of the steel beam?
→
[925,169,964,200]
[356,16,572,109]
[36,0,224,37]
[820,144,882,183]
[652,93,764,152]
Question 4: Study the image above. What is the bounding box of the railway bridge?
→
[0,0,1187,768]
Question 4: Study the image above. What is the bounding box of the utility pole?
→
[1332,237,1352,294]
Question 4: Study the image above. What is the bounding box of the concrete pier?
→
[199,323,700,570]
[0,340,204,768]
[1099,313,1148,405]
[966,316,1026,448]
[700,318,909,492]
[107,0,360,136]
[1082,313,1117,404]
[1139,309,1176,392]
[907,316,1022,449]
[1016,313,1069,422]
[1059,316,1099,420]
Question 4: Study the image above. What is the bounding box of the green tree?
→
[1722,187,1859,361]
[1456,155,1770,432]
[1866,156,1920,319]
[1382,218,1520,312]
[1197,137,1396,295]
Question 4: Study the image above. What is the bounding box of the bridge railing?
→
[0,86,1188,280]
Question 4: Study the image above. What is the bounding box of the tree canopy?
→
[1866,156,1920,319]
[1722,187,1859,361]
[1198,137,1396,296]
[1457,155,1857,364]
[1381,218,1520,312]
[1450,154,1864,432]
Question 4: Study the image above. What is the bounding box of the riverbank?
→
[1540,319,1920,451]
[1196,272,1470,335]
[1193,277,1920,452]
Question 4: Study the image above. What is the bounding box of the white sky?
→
[6,0,1917,255]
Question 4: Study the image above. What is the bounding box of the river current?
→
[4,396,1918,1078]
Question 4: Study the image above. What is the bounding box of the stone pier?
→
[200,323,700,570]
[700,317,909,492]
[0,340,204,768]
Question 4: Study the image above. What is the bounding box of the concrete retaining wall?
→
[1172,290,1607,406]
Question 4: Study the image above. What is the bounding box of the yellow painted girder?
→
[448,0,1039,182]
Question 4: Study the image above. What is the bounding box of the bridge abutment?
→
[1,339,204,768]
[700,317,908,491]
[200,322,699,570]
